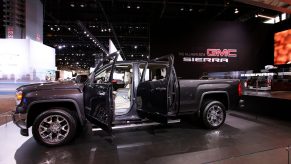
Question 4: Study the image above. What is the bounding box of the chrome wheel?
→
[206,105,224,127]
[38,115,70,144]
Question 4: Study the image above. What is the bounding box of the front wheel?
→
[201,100,226,129]
[32,108,77,146]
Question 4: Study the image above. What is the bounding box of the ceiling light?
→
[180,8,184,11]
[127,5,131,9]
[71,45,74,48]
[189,8,193,12]
[68,27,71,30]
[131,55,134,57]
[257,14,275,19]
[58,45,62,49]
[86,34,89,37]
[134,45,138,49]
[50,27,53,30]
[136,6,140,9]
[234,8,239,14]
[80,4,85,8]
[70,4,75,7]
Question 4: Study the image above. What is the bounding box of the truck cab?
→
[83,53,179,133]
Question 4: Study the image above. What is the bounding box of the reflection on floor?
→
[2,113,291,164]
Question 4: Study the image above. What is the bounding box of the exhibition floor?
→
[1,112,291,164]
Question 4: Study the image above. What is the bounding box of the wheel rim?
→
[206,104,224,127]
[38,115,70,144]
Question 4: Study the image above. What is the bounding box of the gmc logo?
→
[207,49,237,57]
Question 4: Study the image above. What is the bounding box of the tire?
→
[201,100,226,129]
[32,108,77,147]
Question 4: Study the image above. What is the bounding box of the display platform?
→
[243,90,291,100]
[2,113,291,164]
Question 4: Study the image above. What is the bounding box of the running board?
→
[92,119,180,131]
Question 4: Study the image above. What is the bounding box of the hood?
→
[16,81,83,93]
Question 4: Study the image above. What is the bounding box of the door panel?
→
[137,55,178,124]
[84,52,118,133]
[84,83,113,133]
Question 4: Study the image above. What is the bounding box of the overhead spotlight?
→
[127,5,131,9]
[255,14,258,18]
[234,8,239,14]
[134,45,138,49]
[70,3,75,7]
[180,8,184,11]
[136,6,140,9]
[86,34,89,37]
[84,31,86,34]
[68,27,71,30]
[101,29,104,32]
[80,4,85,8]
[50,27,54,31]
[58,45,62,49]
[189,8,193,12]
[141,54,144,57]
[131,54,134,57]
[57,27,60,31]
[71,45,74,48]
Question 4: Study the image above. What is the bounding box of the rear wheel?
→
[32,108,77,146]
[201,100,226,129]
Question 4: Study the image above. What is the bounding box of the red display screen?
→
[274,29,291,65]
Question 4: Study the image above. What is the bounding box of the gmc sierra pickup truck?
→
[12,53,242,146]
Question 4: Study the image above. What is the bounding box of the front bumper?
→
[12,112,29,136]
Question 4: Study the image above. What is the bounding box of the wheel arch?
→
[27,99,84,128]
[198,91,229,115]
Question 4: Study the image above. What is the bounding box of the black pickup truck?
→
[13,53,242,146]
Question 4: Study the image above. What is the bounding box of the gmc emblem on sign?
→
[207,49,237,57]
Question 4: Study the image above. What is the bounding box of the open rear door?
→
[84,52,118,133]
[137,55,178,124]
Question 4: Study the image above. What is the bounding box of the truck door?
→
[83,52,118,133]
[137,55,179,124]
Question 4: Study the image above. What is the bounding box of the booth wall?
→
[151,21,274,79]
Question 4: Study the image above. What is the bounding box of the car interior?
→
[94,63,168,116]
[112,64,133,115]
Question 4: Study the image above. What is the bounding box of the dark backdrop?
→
[150,21,274,79]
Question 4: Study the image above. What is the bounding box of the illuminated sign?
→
[7,27,14,39]
[274,29,291,65]
[207,49,237,57]
[180,48,238,63]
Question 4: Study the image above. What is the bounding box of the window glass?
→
[94,66,112,84]
[139,63,168,81]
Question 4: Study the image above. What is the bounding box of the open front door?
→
[137,55,179,124]
[84,52,118,133]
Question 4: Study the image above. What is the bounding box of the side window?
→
[94,66,112,84]
[139,64,168,82]
[112,64,132,91]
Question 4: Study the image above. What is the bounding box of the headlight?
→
[16,91,23,105]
